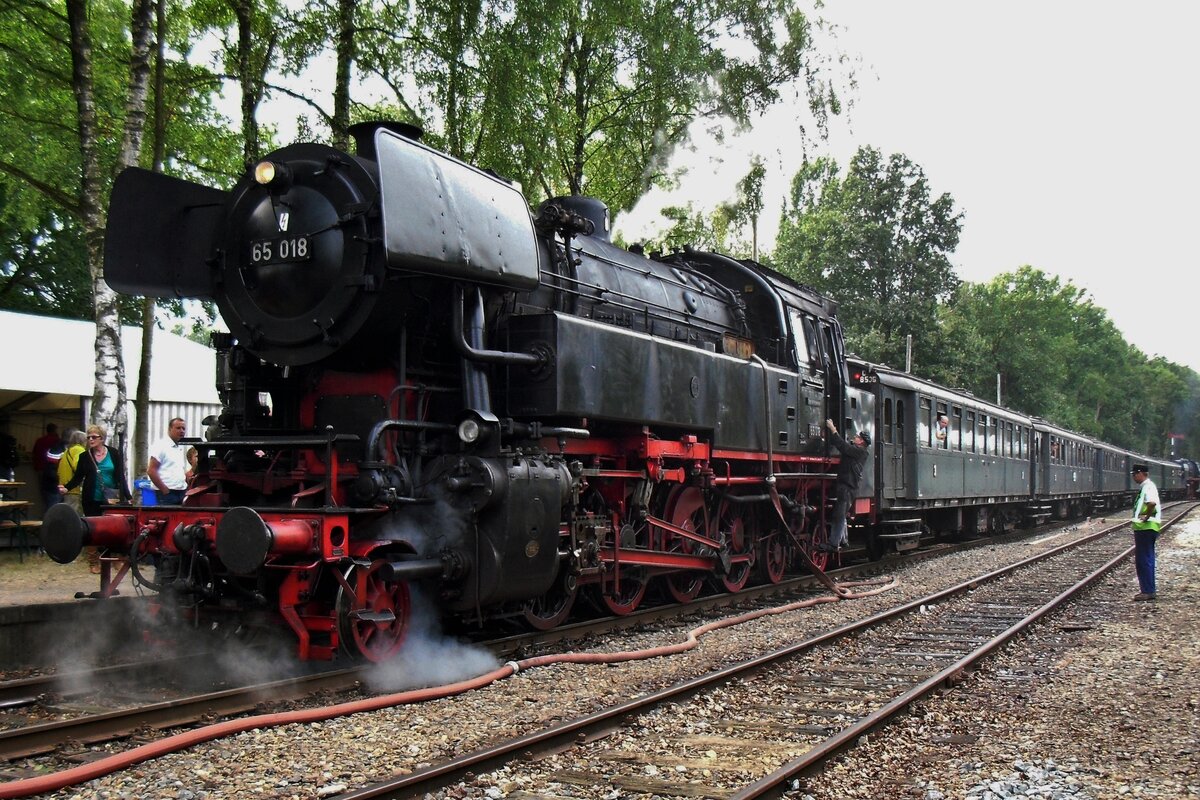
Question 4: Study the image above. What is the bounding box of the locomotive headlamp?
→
[457,409,498,444]
[253,161,277,184]
[456,419,480,443]
[457,418,482,444]
[253,160,292,188]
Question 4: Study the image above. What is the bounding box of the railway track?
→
[327,505,1194,800]
[0,563,869,763]
[0,507,1187,797]
[0,518,1063,764]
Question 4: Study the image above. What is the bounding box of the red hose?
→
[0,576,896,798]
[0,667,515,798]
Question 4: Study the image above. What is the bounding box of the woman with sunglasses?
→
[60,424,132,517]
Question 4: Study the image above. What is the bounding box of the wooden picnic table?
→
[0,498,35,561]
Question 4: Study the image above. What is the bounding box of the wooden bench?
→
[0,519,41,561]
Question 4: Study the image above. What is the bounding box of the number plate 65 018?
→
[249,236,311,265]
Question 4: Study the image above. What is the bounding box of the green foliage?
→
[721,157,766,259]
[923,266,1198,457]
[772,143,1200,458]
[359,0,839,212]
[650,203,738,255]
[0,0,241,318]
[774,146,963,367]
[0,213,92,315]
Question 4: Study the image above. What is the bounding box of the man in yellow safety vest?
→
[1130,464,1161,601]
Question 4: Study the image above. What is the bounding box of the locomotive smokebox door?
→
[375,127,543,290]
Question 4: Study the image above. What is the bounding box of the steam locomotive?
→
[42,122,853,661]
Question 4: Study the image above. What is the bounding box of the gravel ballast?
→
[6,516,1197,799]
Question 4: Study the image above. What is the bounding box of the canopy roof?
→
[0,310,220,413]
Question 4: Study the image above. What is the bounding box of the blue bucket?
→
[134,478,157,506]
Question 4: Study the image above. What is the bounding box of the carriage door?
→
[881,390,906,497]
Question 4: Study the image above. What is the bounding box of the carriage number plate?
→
[249,235,311,265]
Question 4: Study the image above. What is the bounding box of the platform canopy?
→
[0,310,220,415]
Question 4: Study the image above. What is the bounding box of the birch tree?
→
[65,0,153,443]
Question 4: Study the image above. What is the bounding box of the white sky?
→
[617,1,1200,372]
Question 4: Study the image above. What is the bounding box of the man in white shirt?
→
[1130,464,1162,601]
[147,417,189,504]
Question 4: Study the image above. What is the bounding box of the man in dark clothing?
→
[32,423,62,510]
[822,418,871,551]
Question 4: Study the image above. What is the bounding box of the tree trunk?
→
[332,0,357,151]
[68,0,153,450]
[234,0,259,163]
[134,0,169,474]
[66,0,118,438]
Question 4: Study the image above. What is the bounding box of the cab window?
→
[788,310,823,374]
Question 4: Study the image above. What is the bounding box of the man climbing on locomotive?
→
[822,418,870,552]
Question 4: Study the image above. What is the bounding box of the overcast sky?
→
[619,1,1199,371]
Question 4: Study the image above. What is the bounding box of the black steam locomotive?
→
[43,122,851,661]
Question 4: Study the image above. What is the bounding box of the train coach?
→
[1149,455,1187,500]
[844,360,1034,555]
[843,358,1181,556]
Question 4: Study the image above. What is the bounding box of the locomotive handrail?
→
[192,434,360,449]
[537,260,738,339]
[750,354,775,475]
[196,431,360,507]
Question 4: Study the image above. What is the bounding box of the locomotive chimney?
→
[348,121,424,160]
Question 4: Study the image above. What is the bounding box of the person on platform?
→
[147,417,188,505]
[61,424,132,517]
[56,429,87,513]
[32,423,62,510]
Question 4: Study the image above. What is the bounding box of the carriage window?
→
[897,400,906,445]
[919,396,932,447]
[935,401,949,449]
[978,414,988,453]
[1007,422,1015,457]
[951,406,962,451]
[883,398,894,445]
[1050,438,1061,463]
[965,410,976,452]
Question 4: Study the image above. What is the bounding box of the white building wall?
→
[82,398,222,481]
